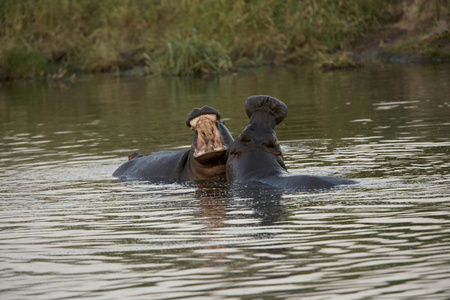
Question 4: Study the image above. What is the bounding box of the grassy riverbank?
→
[0,0,448,81]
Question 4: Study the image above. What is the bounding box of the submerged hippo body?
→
[113,106,234,182]
[226,95,356,191]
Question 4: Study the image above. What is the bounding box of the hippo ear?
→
[245,95,288,126]
[186,105,221,128]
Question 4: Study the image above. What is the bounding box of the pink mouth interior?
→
[190,114,225,157]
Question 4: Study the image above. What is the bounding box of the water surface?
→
[1,64,449,299]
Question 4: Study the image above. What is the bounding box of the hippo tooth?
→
[210,145,214,151]
[189,117,199,128]
[189,114,218,128]
[194,147,199,154]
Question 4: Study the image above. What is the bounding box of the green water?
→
[1,64,449,299]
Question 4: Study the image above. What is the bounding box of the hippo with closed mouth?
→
[113,105,234,181]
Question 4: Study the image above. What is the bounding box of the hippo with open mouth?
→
[113,105,234,181]
[226,95,356,191]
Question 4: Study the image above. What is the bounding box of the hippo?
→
[226,95,356,191]
[113,105,234,181]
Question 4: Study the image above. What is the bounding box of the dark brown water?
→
[1,64,449,299]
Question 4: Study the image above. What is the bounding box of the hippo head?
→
[227,95,288,182]
[234,95,287,156]
[186,106,234,165]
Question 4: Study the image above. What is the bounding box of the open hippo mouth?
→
[189,114,226,162]
[186,108,229,164]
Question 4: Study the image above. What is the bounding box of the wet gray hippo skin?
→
[226,95,356,191]
[113,106,234,181]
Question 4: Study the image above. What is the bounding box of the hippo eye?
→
[239,131,252,144]
[263,135,278,148]
[240,134,251,143]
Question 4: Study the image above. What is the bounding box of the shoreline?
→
[1,0,448,82]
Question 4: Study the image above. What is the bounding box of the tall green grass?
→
[0,0,389,80]
[149,34,233,76]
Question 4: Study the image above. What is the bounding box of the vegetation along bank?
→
[0,0,448,81]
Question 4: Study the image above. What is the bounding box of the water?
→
[1,64,449,299]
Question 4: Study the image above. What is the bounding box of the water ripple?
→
[2,65,450,299]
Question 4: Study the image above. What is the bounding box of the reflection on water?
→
[1,64,449,299]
